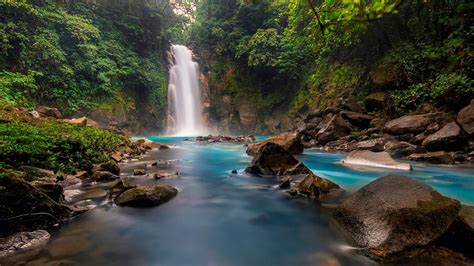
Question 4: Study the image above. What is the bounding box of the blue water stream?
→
[27,137,473,265]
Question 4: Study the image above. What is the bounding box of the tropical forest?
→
[0,0,473,265]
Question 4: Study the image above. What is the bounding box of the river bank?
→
[1,136,473,265]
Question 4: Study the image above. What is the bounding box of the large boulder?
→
[384,114,434,135]
[365,92,386,112]
[315,114,352,145]
[341,150,412,170]
[340,111,373,129]
[456,100,474,135]
[334,175,461,261]
[246,132,303,156]
[385,112,453,136]
[422,122,466,151]
[114,185,178,208]
[245,142,311,176]
[297,172,340,198]
[36,106,62,119]
[407,151,454,164]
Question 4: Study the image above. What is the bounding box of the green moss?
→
[0,108,130,173]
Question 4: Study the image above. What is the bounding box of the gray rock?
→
[133,169,147,176]
[334,175,461,260]
[91,171,119,182]
[422,122,466,151]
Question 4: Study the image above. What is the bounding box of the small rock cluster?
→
[245,142,340,199]
[194,134,255,143]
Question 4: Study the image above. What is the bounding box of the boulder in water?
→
[133,169,147,176]
[297,172,340,198]
[342,150,412,170]
[114,185,178,207]
[334,175,461,261]
[246,132,303,156]
[436,205,474,257]
[245,142,310,176]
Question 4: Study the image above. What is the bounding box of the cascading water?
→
[167,45,208,136]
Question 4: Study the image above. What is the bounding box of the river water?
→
[21,137,474,265]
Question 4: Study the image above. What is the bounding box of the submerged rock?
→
[341,150,412,170]
[334,175,461,261]
[48,235,91,258]
[297,172,340,198]
[246,132,303,156]
[245,142,310,176]
[153,170,179,180]
[0,230,50,259]
[114,185,178,207]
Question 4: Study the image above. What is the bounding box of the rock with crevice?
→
[342,150,412,170]
[334,175,461,261]
[245,142,310,176]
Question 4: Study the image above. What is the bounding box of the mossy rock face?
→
[334,175,460,261]
[0,169,70,236]
[114,185,178,208]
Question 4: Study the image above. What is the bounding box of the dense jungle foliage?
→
[0,0,183,118]
[190,0,473,117]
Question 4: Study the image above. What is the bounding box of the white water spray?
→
[166,45,208,136]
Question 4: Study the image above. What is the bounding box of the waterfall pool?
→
[21,137,474,265]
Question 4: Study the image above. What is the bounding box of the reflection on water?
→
[17,137,474,265]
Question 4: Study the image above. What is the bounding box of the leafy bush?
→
[0,119,129,173]
[390,73,474,114]
[0,71,38,107]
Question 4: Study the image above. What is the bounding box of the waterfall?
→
[166,45,208,136]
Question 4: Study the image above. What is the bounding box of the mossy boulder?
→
[334,175,460,261]
[0,169,70,236]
